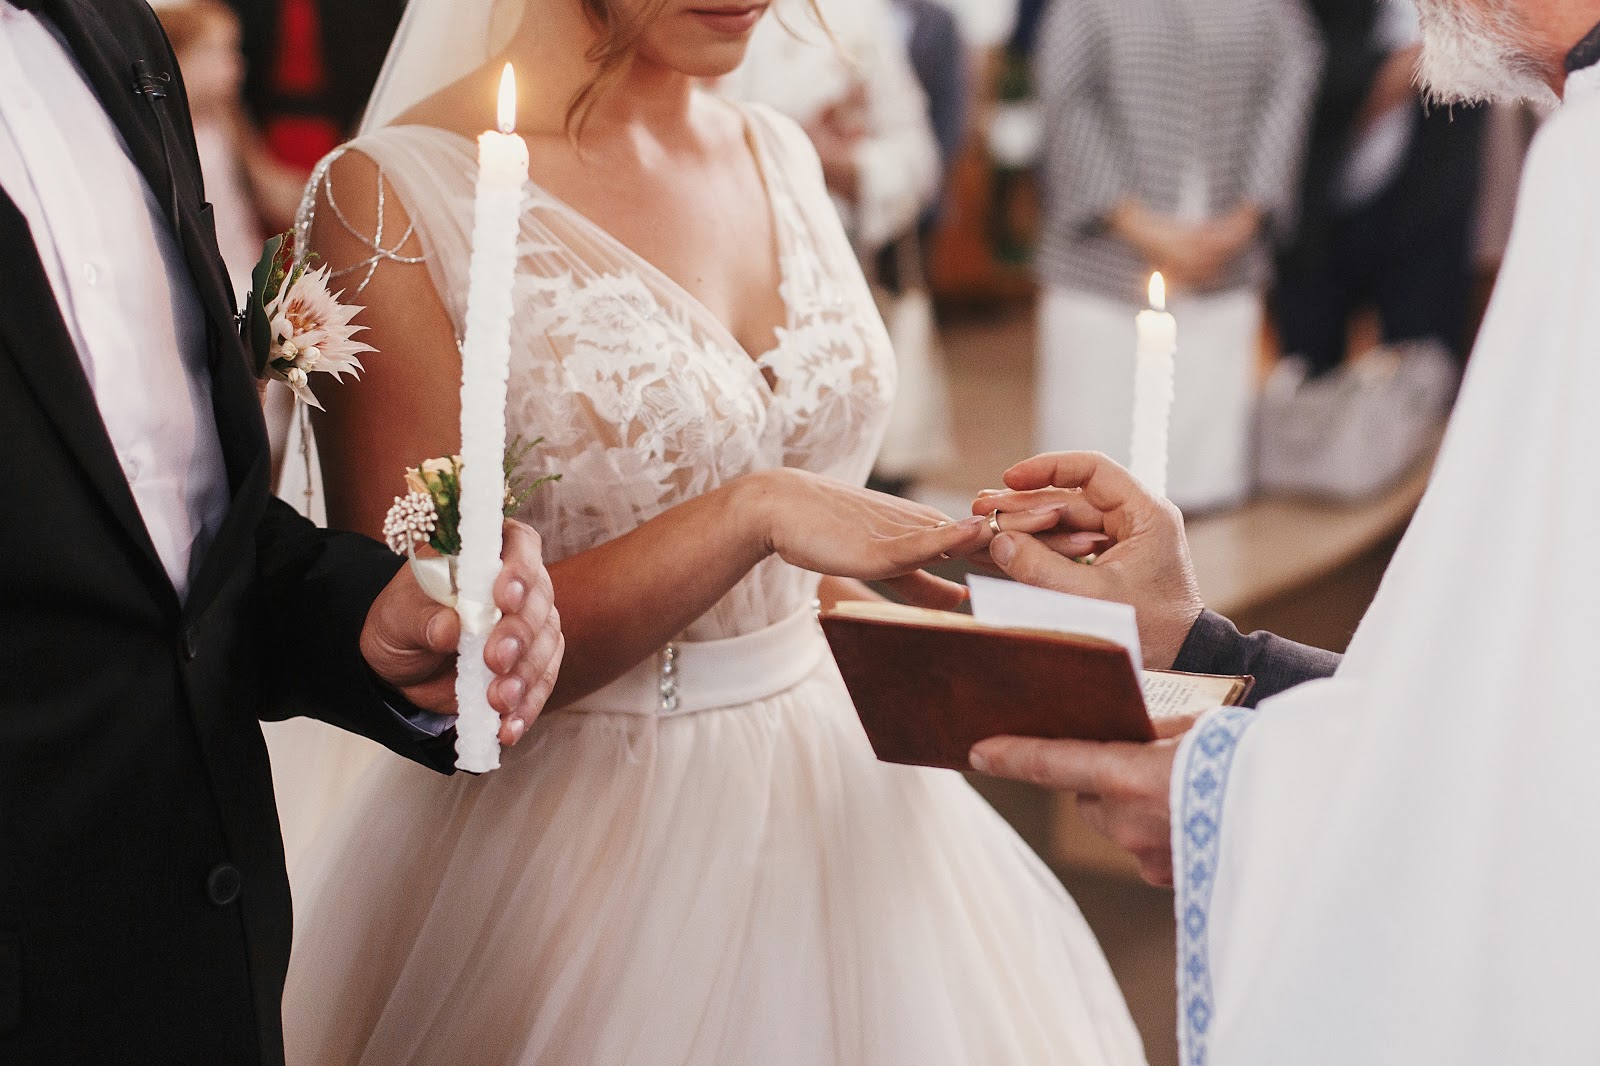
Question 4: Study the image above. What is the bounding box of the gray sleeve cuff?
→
[388,700,456,739]
[1172,610,1341,707]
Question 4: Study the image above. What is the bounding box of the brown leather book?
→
[821,601,1253,772]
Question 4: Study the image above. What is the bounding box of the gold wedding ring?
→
[987,510,1003,536]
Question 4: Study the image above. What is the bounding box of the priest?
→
[969,0,1600,1062]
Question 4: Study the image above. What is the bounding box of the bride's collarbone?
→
[534,153,787,365]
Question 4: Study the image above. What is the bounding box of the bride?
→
[282,0,1146,1062]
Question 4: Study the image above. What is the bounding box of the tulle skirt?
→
[281,647,1145,1065]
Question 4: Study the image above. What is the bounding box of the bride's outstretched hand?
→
[743,469,1067,609]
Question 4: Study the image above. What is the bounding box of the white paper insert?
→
[966,575,1142,666]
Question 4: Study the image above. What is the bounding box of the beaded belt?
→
[562,608,829,718]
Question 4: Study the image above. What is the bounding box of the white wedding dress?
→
[281,101,1145,1066]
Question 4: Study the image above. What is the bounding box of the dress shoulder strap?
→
[295,141,429,297]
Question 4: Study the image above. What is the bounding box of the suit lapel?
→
[0,193,174,602]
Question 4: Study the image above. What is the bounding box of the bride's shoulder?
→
[717,98,825,183]
[299,133,438,285]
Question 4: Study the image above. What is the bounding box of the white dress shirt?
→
[0,5,229,601]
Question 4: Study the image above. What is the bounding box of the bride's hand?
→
[741,470,1067,608]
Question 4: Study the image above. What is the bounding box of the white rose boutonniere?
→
[244,232,374,408]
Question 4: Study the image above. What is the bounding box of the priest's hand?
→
[973,451,1205,670]
[968,715,1198,887]
[360,520,564,746]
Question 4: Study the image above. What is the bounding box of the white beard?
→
[1413,0,1559,106]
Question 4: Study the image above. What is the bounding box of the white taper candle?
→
[453,64,528,773]
[1130,272,1178,498]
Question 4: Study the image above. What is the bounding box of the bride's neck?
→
[503,16,696,139]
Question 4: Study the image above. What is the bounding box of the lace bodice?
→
[302,104,895,642]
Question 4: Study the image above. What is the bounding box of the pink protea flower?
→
[264,263,375,408]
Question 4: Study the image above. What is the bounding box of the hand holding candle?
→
[454,64,529,772]
[1131,272,1178,498]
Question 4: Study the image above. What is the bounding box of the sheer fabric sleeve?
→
[296,146,430,298]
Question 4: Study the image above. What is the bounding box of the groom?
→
[0,0,563,1062]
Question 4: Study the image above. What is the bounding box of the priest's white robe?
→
[1171,63,1600,1065]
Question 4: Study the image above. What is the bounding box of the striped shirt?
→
[1034,0,1323,302]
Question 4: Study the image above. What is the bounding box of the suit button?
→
[180,626,199,661]
[207,863,243,907]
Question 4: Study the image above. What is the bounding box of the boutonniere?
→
[243,232,373,408]
[382,437,560,606]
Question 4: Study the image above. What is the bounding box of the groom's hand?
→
[361,520,564,746]
[974,451,1205,671]
[968,715,1197,888]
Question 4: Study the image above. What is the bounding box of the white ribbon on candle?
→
[453,64,528,773]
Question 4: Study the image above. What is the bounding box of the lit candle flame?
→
[497,63,517,135]
[1149,272,1166,313]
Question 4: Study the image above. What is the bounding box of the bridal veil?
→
[360,0,527,133]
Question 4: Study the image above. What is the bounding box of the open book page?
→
[1141,672,1248,719]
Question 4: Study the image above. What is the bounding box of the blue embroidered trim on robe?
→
[1174,706,1258,1066]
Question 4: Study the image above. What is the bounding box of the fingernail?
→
[425,612,451,648]
[497,636,523,665]
[501,677,526,704]
[504,579,527,609]
[969,749,990,773]
[507,718,527,743]
[958,515,987,531]
[990,534,1017,566]
[978,488,1004,497]
[1027,505,1062,518]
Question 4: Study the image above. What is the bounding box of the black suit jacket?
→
[0,1,455,1062]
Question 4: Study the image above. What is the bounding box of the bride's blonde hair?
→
[568,0,828,139]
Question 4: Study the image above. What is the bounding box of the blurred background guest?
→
[1032,0,1321,513]
[1257,0,1481,502]
[926,0,1019,53]
[721,0,938,267]
[721,0,954,495]
[1273,0,1485,378]
[892,0,970,224]
[222,0,406,172]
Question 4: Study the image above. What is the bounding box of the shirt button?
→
[82,263,99,287]
[206,864,243,907]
